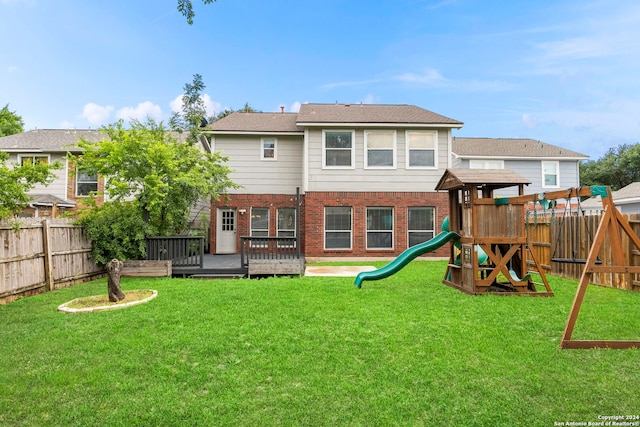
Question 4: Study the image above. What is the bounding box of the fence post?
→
[42,219,54,291]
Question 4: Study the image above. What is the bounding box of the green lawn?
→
[1,261,639,426]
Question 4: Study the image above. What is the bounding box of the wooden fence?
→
[0,218,104,304]
[526,212,640,290]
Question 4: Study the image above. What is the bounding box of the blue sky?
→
[2,0,640,159]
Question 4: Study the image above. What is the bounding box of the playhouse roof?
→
[435,168,531,191]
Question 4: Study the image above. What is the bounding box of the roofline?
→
[1,148,80,153]
[453,154,589,161]
[296,122,463,129]
[206,130,305,136]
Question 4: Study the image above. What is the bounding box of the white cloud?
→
[116,101,163,122]
[360,94,378,104]
[320,78,383,90]
[289,101,301,113]
[82,103,114,126]
[522,113,538,129]
[6,65,20,73]
[170,93,222,117]
[395,68,445,85]
[59,120,75,129]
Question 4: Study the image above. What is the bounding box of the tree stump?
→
[106,259,126,302]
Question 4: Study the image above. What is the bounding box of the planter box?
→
[122,260,172,277]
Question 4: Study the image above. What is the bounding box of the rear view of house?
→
[208,103,463,259]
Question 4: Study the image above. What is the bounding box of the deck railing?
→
[146,236,204,268]
[240,236,301,268]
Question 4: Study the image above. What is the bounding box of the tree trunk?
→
[107,259,126,302]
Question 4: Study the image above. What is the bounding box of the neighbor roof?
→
[297,103,463,127]
[453,137,588,160]
[436,168,531,191]
[0,129,105,152]
[210,112,303,134]
[580,182,640,209]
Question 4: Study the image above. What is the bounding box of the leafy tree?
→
[210,102,260,122]
[0,104,24,137]
[177,0,216,25]
[73,119,239,236]
[580,143,640,190]
[75,201,150,265]
[170,74,208,146]
[0,151,61,220]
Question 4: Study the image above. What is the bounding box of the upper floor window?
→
[469,159,504,169]
[365,130,396,168]
[325,206,352,250]
[406,131,437,169]
[76,168,98,197]
[19,155,49,166]
[366,207,394,250]
[261,138,277,160]
[542,161,559,188]
[323,130,354,168]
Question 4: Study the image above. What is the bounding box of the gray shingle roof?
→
[453,137,588,159]
[297,103,463,126]
[0,129,105,152]
[210,112,303,133]
[581,182,640,209]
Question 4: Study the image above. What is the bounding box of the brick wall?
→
[211,193,304,254]
[65,160,105,211]
[304,191,450,258]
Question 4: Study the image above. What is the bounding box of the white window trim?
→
[75,166,99,197]
[260,137,277,161]
[250,207,270,247]
[542,160,560,189]
[366,207,394,251]
[469,159,504,169]
[322,129,355,169]
[364,130,396,169]
[324,206,353,250]
[405,130,438,170]
[18,154,50,165]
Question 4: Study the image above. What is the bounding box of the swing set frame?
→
[502,185,640,349]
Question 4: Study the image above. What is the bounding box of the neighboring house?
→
[0,129,106,217]
[209,103,464,258]
[580,182,640,214]
[452,137,588,197]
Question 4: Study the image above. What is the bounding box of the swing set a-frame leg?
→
[560,204,640,349]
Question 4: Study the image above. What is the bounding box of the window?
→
[250,208,269,246]
[469,160,504,169]
[261,138,277,160]
[406,131,437,168]
[408,207,435,247]
[76,168,98,196]
[19,155,49,166]
[366,207,393,249]
[365,130,395,168]
[323,130,354,168]
[277,208,296,248]
[542,161,559,188]
[325,207,352,249]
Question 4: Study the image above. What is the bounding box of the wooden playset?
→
[436,168,640,349]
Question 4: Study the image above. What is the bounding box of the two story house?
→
[209,103,464,258]
[0,129,105,217]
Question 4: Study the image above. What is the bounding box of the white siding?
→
[214,135,304,194]
[9,153,69,200]
[306,127,451,192]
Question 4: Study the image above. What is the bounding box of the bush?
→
[76,201,151,265]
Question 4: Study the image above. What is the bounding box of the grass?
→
[1,260,639,426]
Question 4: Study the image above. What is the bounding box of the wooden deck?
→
[172,254,248,278]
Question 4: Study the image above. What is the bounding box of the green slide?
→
[354,231,460,288]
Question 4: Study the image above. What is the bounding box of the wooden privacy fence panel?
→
[526,212,640,290]
[0,219,104,303]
